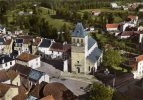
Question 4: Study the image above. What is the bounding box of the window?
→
[77,61,79,63]
[5,63,7,67]
[81,39,83,44]
[10,62,12,65]
[77,39,79,43]
[73,38,75,43]
[89,66,90,71]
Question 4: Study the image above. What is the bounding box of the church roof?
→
[88,36,97,50]
[72,23,87,37]
[87,47,102,63]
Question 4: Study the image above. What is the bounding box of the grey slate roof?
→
[87,47,102,63]
[0,54,14,64]
[39,38,51,48]
[72,23,87,37]
[88,36,97,50]
[29,69,44,82]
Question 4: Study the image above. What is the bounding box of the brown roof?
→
[13,94,27,100]
[0,83,10,97]
[120,31,139,36]
[3,39,12,45]
[0,70,18,82]
[0,83,18,98]
[50,43,71,52]
[23,39,33,44]
[128,15,138,19]
[11,64,32,77]
[43,82,76,100]
[40,95,54,100]
[12,85,27,100]
[135,55,143,62]
[106,24,119,28]
[16,53,39,62]
[29,81,48,98]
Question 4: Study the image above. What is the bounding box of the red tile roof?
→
[106,24,119,28]
[16,53,39,62]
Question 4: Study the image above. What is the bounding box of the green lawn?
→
[38,7,73,30]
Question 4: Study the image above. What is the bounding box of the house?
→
[14,38,23,54]
[38,38,54,57]
[122,6,129,10]
[71,23,103,74]
[128,15,138,25]
[3,39,13,54]
[111,3,121,9]
[120,22,136,32]
[106,24,119,32]
[11,64,50,89]
[129,55,143,78]
[29,82,76,100]
[118,31,139,39]
[0,54,15,70]
[0,26,6,34]
[0,70,21,86]
[16,52,40,69]
[0,83,19,100]
[91,10,101,16]
[32,37,42,54]
[49,42,71,59]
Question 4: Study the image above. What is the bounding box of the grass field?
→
[5,6,72,30]
[38,7,73,30]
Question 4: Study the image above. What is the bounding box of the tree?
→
[88,83,113,100]
[103,49,125,67]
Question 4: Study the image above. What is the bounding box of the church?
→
[71,23,103,74]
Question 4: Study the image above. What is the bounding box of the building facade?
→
[71,23,102,74]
